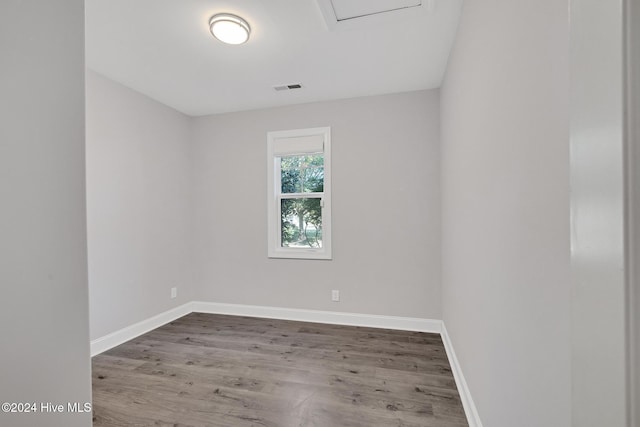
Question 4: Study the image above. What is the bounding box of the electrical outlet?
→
[331,290,340,302]
[171,287,177,299]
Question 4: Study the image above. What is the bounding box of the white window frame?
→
[267,127,332,260]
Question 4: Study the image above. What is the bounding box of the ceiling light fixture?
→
[209,13,251,45]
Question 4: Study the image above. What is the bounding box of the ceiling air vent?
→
[273,83,303,92]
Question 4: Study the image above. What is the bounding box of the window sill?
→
[268,248,332,260]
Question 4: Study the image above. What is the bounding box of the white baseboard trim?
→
[91,301,440,356]
[191,301,442,333]
[441,322,483,427]
[90,302,193,357]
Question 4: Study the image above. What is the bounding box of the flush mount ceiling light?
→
[209,13,251,45]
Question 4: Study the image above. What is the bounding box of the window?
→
[267,127,331,259]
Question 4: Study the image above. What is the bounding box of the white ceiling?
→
[85,0,462,116]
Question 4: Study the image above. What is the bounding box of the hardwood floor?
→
[92,313,468,427]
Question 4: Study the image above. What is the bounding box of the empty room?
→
[1,0,637,427]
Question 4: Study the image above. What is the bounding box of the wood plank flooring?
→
[92,313,468,427]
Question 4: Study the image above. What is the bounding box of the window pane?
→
[281,198,323,248]
[281,155,324,193]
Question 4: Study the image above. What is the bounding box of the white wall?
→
[0,1,91,426]
[86,71,194,339]
[192,91,442,319]
[569,0,627,425]
[440,1,572,425]
[628,0,640,422]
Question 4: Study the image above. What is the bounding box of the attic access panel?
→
[316,0,434,30]
[333,0,421,21]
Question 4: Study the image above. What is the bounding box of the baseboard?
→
[441,322,483,427]
[91,301,440,356]
[191,301,442,333]
[90,302,194,356]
